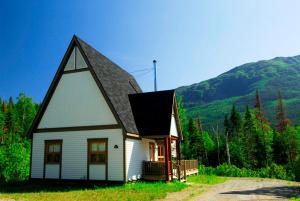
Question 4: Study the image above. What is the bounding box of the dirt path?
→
[193,178,300,201]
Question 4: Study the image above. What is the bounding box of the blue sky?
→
[1,0,300,102]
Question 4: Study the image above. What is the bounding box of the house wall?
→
[38,71,117,128]
[31,129,123,181]
[170,108,179,137]
[125,138,156,181]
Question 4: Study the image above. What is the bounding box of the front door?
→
[44,140,62,179]
[87,139,108,180]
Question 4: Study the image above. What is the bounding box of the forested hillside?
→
[176,55,300,128]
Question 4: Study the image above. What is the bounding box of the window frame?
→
[87,138,108,165]
[45,140,62,165]
[157,143,165,162]
[149,142,155,161]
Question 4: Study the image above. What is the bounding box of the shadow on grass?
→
[0,180,124,193]
[221,185,300,199]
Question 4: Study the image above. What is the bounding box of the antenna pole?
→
[153,60,157,91]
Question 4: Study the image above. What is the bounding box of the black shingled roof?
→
[128,90,177,137]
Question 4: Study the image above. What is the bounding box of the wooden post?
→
[184,160,187,180]
[169,137,173,181]
[164,137,169,181]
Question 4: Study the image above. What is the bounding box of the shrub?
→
[0,137,30,182]
[199,163,293,181]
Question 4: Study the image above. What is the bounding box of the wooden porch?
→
[143,160,198,181]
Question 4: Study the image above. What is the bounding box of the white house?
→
[28,35,186,183]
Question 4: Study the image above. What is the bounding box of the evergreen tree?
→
[273,91,291,164]
[187,118,199,160]
[276,91,290,133]
[283,126,300,167]
[254,89,262,110]
[243,106,256,168]
[253,90,273,167]
[230,105,242,138]
[195,113,203,133]
[0,105,4,144]
[224,114,231,137]
[176,96,189,159]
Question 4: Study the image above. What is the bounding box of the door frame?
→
[43,139,63,179]
[87,138,108,180]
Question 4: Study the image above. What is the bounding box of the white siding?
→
[38,71,117,128]
[31,129,123,181]
[125,138,155,181]
[170,109,178,137]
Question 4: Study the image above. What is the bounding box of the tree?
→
[242,106,256,168]
[16,93,37,137]
[273,91,292,164]
[230,105,242,138]
[254,89,262,110]
[176,96,189,159]
[283,126,300,167]
[276,91,290,133]
[187,118,200,160]
[253,90,273,167]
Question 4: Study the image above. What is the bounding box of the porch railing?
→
[172,160,198,181]
[143,160,198,181]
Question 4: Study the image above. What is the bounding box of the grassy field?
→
[0,175,227,201]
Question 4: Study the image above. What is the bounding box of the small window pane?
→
[92,143,98,152]
[53,144,61,152]
[48,145,54,152]
[98,142,106,151]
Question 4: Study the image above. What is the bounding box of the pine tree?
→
[224,114,231,136]
[2,100,7,113]
[253,90,273,167]
[187,118,200,160]
[273,91,291,164]
[276,91,290,133]
[243,106,256,168]
[195,113,203,133]
[177,96,189,159]
[230,105,242,138]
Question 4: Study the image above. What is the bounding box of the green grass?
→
[187,175,228,185]
[0,175,230,201]
[0,181,187,201]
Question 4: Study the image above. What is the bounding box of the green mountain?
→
[176,55,300,128]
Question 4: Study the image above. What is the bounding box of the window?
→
[157,143,165,162]
[88,139,107,164]
[45,140,62,164]
[64,46,88,71]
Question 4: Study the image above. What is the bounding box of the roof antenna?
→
[153,60,157,91]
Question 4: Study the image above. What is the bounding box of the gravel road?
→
[194,179,300,201]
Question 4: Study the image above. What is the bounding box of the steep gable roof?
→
[29,35,142,136]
